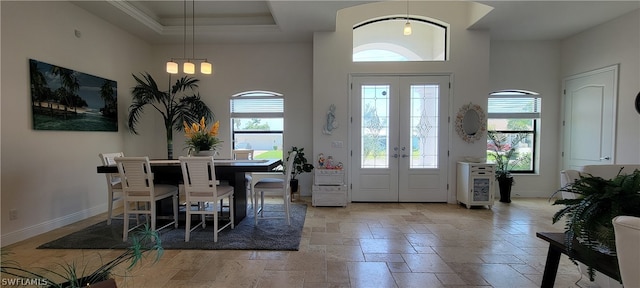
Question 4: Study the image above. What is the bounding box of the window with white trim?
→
[230,91,283,160]
[487,90,541,173]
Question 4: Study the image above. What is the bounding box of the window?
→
[487,91,541,173]
[353,17,448,62]
[230,91,283,160]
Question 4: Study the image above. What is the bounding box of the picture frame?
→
[29,59,118,131]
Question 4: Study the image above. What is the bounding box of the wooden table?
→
[536,232,620,288]
[97,159,283,224]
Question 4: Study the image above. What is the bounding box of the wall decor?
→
[455,102,486,143]
[322,104,338,135]
[29,59,118,131]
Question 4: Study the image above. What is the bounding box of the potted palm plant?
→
[128,72,214,159]
[551,168,640,280]
[286,146,314,192]
[1,226,163,288]
[486,131,528,203]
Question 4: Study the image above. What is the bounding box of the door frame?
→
[347,73,453,202]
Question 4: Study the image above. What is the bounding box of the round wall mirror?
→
[455,103,486,143]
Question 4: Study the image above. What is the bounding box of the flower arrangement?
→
[183,117,222,153]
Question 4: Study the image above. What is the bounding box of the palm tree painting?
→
[29,59,118,131]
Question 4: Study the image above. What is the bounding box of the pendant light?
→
[166,0,213,75]
[403,0,412,36]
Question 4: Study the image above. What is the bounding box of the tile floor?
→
[2,198,606,288]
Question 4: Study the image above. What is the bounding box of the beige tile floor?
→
[2,197,605,288]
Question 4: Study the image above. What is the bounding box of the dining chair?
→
[179,156,234,242]
[99,152,124,225]
[233,149,255,208]
[114,156,179,241]
[252,151,296,225]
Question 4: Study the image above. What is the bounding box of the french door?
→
[350,75,450,202]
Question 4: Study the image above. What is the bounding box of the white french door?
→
[350,75,450,202]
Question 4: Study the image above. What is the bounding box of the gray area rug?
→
[38,204,306,251]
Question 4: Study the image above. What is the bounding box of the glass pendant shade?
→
[166,61,179,74]
[200,61,212,74]
[183,61,195,74]
[403,21,412,36]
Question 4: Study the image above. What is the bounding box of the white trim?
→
[1,204,107,247]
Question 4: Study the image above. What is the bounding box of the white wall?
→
[489,41,562,197]
[313,1,491,203]
[1,1,153,245]
[560,9,640,164]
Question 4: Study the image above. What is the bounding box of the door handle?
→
[600,156,611,160]
[401,154,409,158]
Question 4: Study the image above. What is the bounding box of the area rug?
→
[38,204,306,251]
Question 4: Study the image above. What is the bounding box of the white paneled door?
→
[563,65,617,170]
[350,75,450,202]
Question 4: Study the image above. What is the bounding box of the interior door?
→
[350,75,450,202]
[562,65,618,170]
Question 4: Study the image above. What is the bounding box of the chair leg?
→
[285,195,291,226]
[214,199,219,243]
[173,194,179,228]
[254,190,259,225]
[107,191,114,225]
[185,201,191,242]
[150,201,157,232]
[230,194,235,229]
[122,200,129,241]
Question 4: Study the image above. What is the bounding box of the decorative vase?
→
[498,176,513,203]
[195,149,218,157]
[290,179,299,192]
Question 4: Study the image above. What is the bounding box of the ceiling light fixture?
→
[166,0,212,75]
[403,0,412,36]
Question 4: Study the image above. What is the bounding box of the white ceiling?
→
[71,0,640,44]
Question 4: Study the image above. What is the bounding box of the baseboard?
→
[1,204,107,247]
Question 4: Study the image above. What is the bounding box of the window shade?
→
[488,97,541,119]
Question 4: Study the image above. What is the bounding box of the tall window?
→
[353,17,448,62]
[487,90,541,173]
[230,91,284,160]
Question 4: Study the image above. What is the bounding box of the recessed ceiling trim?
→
[107,0,164,34]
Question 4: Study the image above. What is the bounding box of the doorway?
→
[350,75,450,202]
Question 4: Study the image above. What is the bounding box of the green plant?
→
[551,169,640,280]
[183,117,221,153]
[128,72,214,159]
[486,131,528,181]
[1,225,163,288]
[286,146,314,180]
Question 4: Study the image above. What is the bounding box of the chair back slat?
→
[233,149,254,160]
[115,157,153,196]
[179,156,218,196]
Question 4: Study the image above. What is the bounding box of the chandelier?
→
[166,0,212,75]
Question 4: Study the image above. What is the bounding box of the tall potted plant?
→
[487,131,528,203]
[286,146,314,192]
[128,72,214,159]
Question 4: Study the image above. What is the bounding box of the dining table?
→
[97,158,283,224]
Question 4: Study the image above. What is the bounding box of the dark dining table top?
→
[97,158,283,174]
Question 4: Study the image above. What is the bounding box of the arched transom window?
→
[353,17,448,62]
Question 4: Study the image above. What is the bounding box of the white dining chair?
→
[179,156,234,242]
[115,156,179,241]
[252,151,296,226]
[233,149,255,209]
[99,152,124,225]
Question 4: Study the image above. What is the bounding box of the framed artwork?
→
[29,59,118,131]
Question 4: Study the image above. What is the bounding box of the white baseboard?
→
[1,204,107,247]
